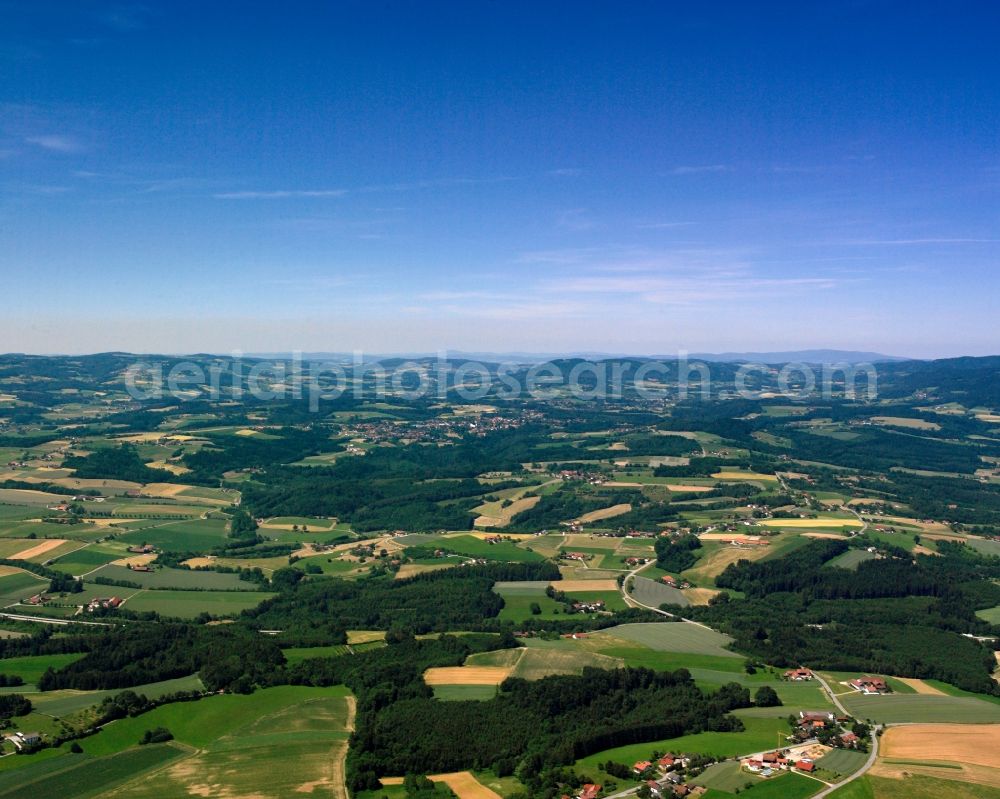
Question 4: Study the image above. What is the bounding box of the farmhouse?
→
[8,731,42,751]
[849,676,889,694]
[87,596,123,612]
[633,760,653,774]
[794,760,815,773]
[577,784,601,799]
[784,668,814,681]
[571,600,605,613]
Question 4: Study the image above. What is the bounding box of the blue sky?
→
[1,1,998,356]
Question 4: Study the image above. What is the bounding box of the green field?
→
[432,684,498,701]
[976,605,1000,624]
[828,549,879,570]
[817,747,869,777]
[117,518,229,552]
[575,714,791,778]
[0,652,84,684]
[839,692,1000,723]
[281,644,352,664]
[0,744,187,799]
[701,772,820,799]
[30,674,206,717]
[0,569,48,604]
[88,564,256,590]
[83,686,353,798]
[604,622,739,657]
[46,546,122,574]
[829,774,1000,799]
[433,535,545,562]
[121,588,274,618]
[2,685,354,798]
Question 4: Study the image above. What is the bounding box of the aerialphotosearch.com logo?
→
[123,351,878,410]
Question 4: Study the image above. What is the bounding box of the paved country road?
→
[812,727,881,799]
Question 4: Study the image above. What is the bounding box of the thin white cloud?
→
[835,238,1000,246]
[25,134,85,153]
[668,164,730,175]
[214,189,348,199]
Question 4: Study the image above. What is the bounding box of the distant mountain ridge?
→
[245,349,912,364]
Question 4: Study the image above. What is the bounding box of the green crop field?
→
[604,622,739,657]
[510,647,623,679]
[689,760,751,792]
[839,692,1000,723]
[87,564,255,590]
[47,546,122,574]
[0,652,84,684]
[72,686,354,799]
[0,569,48,604]
[976,605,1000,624]
[629,575,691,607]
[433,684,498,701]
[816,747,869,777]
[829,774,1000,799]
[117,518,229,552]
[701,772,820,799]
[281,644,351,664]
[31,674,205,717]
[496,591,566,621]
[575,714,791,778]
[122,589,275,618]
[0,744,187,799]
[434,535,545,562]
[829,549,879,570]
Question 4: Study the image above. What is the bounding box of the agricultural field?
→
[121,589,275,618]
[839,693,1000,724]
[3,685,355,799]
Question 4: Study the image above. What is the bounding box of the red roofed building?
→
[632,760,652,774]
[795,761,815,773]
[578,784,601,799]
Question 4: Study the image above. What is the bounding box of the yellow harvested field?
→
[686,545,772,580]
[142,482,191,498]
[712,471,779,481]
[424,666,512,685]
[665,484,715,493]
[145,460,190,475]
[604,481,642,487]
[181,556,215,568]
[394,562,451,579]
[473,495,540,528]
[117,432,170,442]
[975,414,1000,423]
[574,503,632,524]
[871,416,941,430]
[552,579,620,591]
[802,532,850,539]
[0,565,31,578]
[9,539,70,560]
[759,518,862,528]
[682,587,721,605]
[427,772,502,799]
[111,553,158,568]
[880,724,1000,769]
[458,531,536,540]
[347,630,386,645]
[894,677,946,695]
[379,777,405,786]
